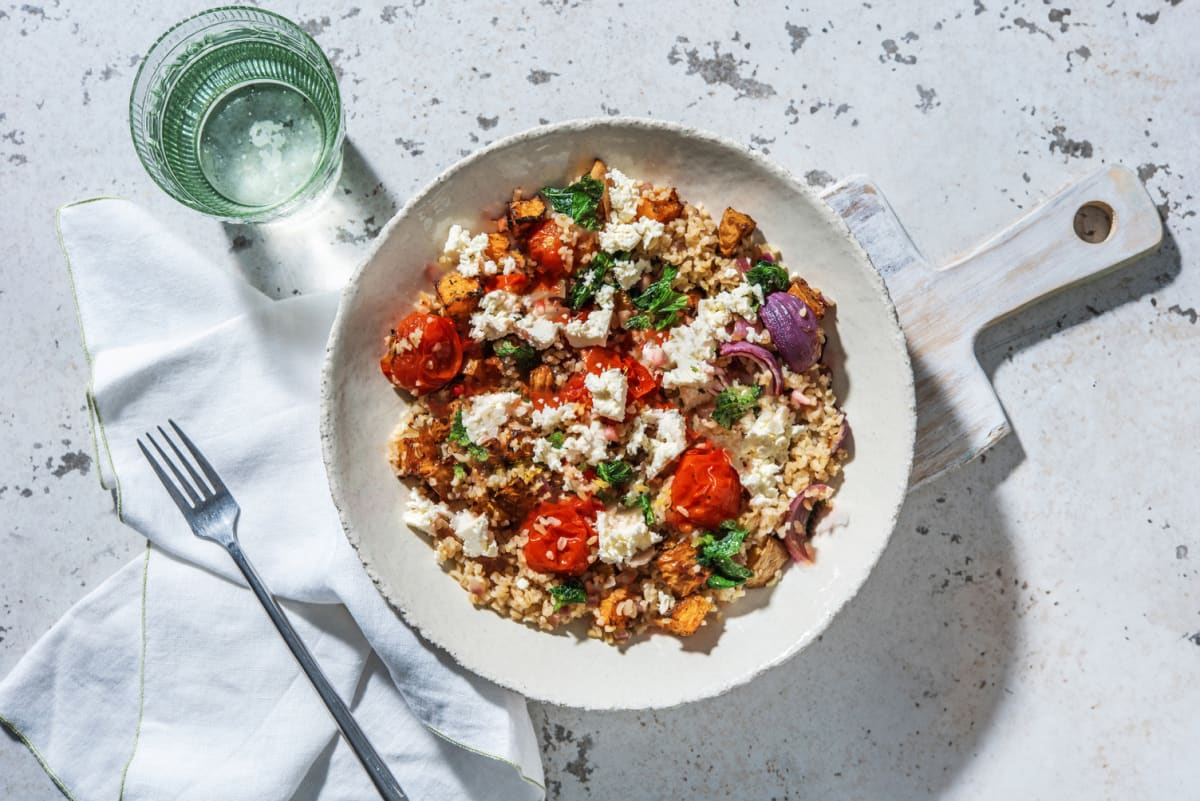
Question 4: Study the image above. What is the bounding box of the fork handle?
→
[225,541,409,801]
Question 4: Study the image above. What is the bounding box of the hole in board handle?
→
[1074,201,1114,244]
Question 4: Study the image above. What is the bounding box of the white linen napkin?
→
[0,198,544,801]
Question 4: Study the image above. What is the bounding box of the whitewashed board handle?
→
[824,165,1163,486]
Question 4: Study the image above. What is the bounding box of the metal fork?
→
[138,420,408,801]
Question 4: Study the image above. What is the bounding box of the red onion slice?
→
[735,256,751,273]
[759,292,822,372]
[718,341,782,395]
[783,484,834,563]
[832,416,853,456]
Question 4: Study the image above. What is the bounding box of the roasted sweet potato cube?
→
[787,277,828,320]
[589,158,611,221]
[656,594,712,636]
[528,364,554,394]
[436,272,482,320]
[507,196,546,233]
[656,540,711,597]
[597,587,632,629]
[744,537,789,588]
[486,232,511,262]
[637,189,684,224]
[718,207,757,256]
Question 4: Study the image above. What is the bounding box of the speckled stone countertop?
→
[2,2,1197,798]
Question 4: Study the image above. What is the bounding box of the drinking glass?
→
[130,7,345,222]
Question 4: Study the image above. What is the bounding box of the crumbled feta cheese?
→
[443,224,490,276]
[450,509,497,558]
[606,168,642,224]
[598,217,666,253]
[596,507,660,565]
[515,576,530,590]
[563,308,613,348]
[595,283,616,309]
[566,420,614,465]
[532,420,612,472]
[470,290,523,341]
[531,402,581,431]
[612,257,652,290]
[585,368,628,421]
[500,255,518,274]
[735,403,797,505]
[661,283,763,390]
[626,408,688,478]
[515,314,561,349]
[403,493,450,533]
[461,391,524,444]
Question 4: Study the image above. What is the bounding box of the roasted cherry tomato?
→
[526,219,566,280]
[485,272,529,294]
[521,497,601,576]
[623,356,659,400]
[380,312,463,395]
[669,442,743,529]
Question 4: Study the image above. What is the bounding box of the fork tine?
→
[138,438,195,514]
[169,419,227,494]
[146,432,202,505]
[158,425,212,498]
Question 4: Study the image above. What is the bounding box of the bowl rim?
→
[319,116,916,709]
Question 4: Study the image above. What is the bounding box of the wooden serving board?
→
[822,166,1163,487]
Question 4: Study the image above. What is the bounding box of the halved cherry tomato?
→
[380,312,463,395]
[669,442,743,529]
[485,272,529,293]
[623,357,658,400]
[521,497,602,576]
[526,219,566,280]
[537,348,659,411]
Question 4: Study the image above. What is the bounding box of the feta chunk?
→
[531,402,581,431]
[533,419,613,472]
[460,391,524,444]
[403,493,450,533]
[735,403,797,505]
[450,509,497,558]
[626,408,688,478]
[585,368,628,422]
[596,507,660,565]
[563,307,613,348]
[443,224,490,276]
[606,168,642,224]
[515,314,561,349]
[598,217,666,253]
[612,257,652,290]
[470,290,523,341]
[661,282,763,390]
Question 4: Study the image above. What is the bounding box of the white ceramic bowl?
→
[321,118,915,709]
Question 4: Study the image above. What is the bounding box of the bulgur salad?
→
[381,159,851,644]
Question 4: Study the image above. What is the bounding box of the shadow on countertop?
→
[220,139,399,299]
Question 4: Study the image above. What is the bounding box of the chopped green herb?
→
[707,574,746,590]
[696,521,753,586]
[623,264,689,331]
[596,459,635,486]
[547,430,566,449]
[635,492,655,526]
[567,251,616,310]
[548,581,588,611]
[494,339,538,368]
[745,260,790,296]
[449,410,489,462]
[713,383,763,429]
[541,175,605,230]
[453,464,467,480]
